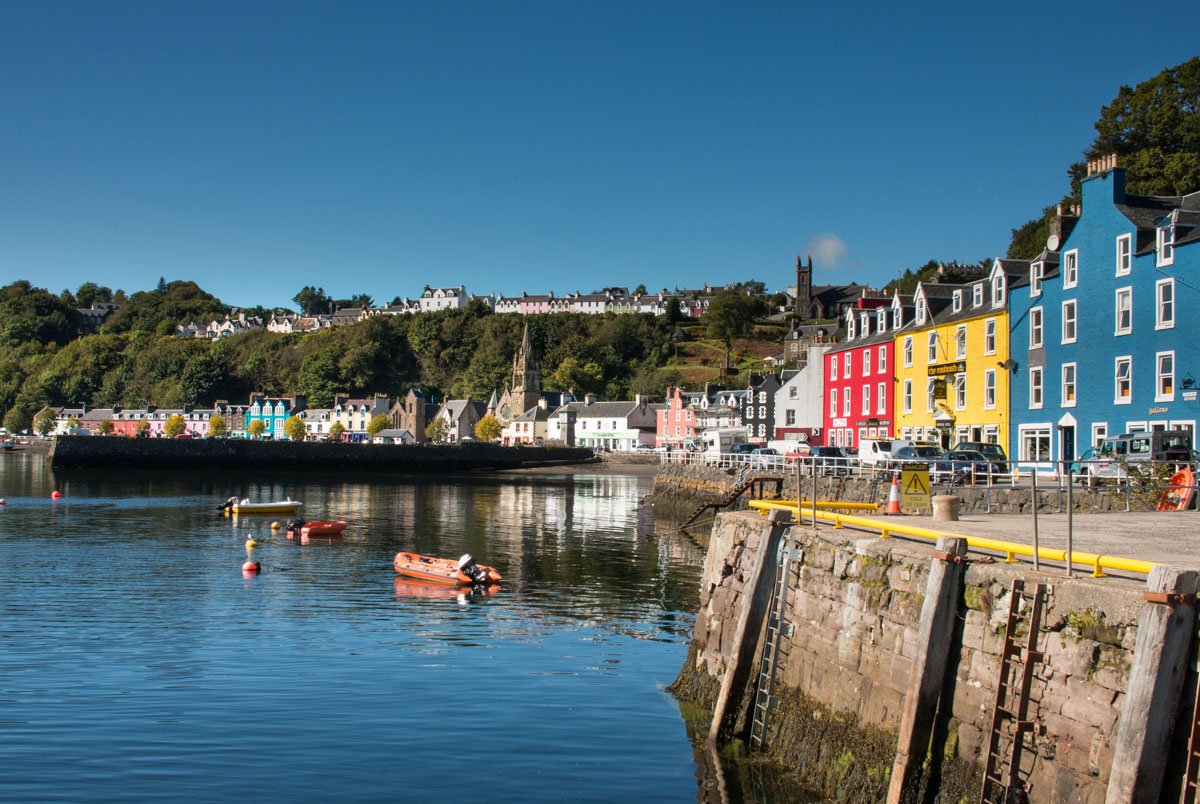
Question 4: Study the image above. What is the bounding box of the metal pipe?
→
[1065,461,1074,578]
[1031,464,1040,571]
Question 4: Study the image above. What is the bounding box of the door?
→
[1060,425,1076,463]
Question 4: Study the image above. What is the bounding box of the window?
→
[1063,250,1078,289]
[860,313,869,335]
[862,349,871,375]
[843,390,851,417]
[952,290,962,312]
[758,406,766,419]
[1116,234,1131,276]
[1062,363,1076,407]
[1020,426,1052,462]
[844,356,851,379]
[877,309,887,331]
[1115,287,1132,335]
[954,326,966,359]
[1115,357,1132,404]
[927,332,938,363]
[1158,224,1175,266]
[831,355,838,378]
[903,337,913,368]
[847,318,856,340]
[926,378,937,413]
[991,273,1005,306]
[1092,423,1107,448]
[878,348,886,374]
[984,369,996,409]
[1061,301,1076,344]
[862,384,871,415]
[903,380,913,414]
[953,373,966,409]
[893,308,902,328]
[973,284,983,307]
[1030,262,1043,295]
[1030,307,1043,348]
[789,385,798,399]
[984,318,996,355]
[829,389,837,417]
[1157,352,1175,401]
[877,382,886,415]
[1029,367,1043,409]
[1157,279,1175,329]
[916,295,927,324]
[785,410,795,426]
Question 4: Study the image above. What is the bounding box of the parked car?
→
[748,447,781,468]
[807,445,853,475]
[1070,431,1193,485]
[887,444,942,466]
[933,450,1004,484]
[730,442,766,456]
[857,438,894,468]
[952,441,1008,470]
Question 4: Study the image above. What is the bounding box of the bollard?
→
[886,537,969,803]
[1105,566,1199,803]
[931,495,960,522]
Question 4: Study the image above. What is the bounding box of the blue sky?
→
[3,2,1198,310]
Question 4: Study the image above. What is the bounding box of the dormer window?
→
[952,290,962,312]
[991,274,1005,307]
[1063,250,1078,289]
[859,312,868,335]
[1158,223,1175,266]
[915,295,926,325]
[877,309,886,331]
[847,317,856,340]
[1030,262,1043,295]
[973,285,983,307]
[893,308,902,328]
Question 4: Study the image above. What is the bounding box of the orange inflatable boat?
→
[286,520,348,539]
[393,552,502,585]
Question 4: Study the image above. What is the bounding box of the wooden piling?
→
[886,536,968,804]
[1105,565,1199,804]
[706,508,791,747]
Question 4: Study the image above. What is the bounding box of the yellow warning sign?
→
[900,463,931,511]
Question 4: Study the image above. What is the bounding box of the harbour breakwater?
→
[48,435,597,472]
[670,509,1199,802]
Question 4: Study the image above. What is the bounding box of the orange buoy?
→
[51,491,62,499]
[0,498,5,505]
[270,521,281,530]
[241,560,261,574]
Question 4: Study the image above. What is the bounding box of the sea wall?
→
[672,511,1179,802]
[48,435,596,471]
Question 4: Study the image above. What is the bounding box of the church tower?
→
[498,324,542,421]
[795,254,813,322]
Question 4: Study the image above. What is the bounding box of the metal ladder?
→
[1181,618,1200,804]
[980,579,1048,804]
[748,533,798,751]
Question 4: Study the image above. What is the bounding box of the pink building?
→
[656,387,699,448]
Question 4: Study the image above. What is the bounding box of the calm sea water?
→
[0,451,713,802]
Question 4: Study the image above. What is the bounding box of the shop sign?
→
[927,361,967,377]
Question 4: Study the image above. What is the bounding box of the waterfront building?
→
[213,400,248,438]
[774,342,834,444]
[741,374,781,442]
[389,388,439,442]
[548,396,657,450]
[331,394,391,442]
[1009,158,1200,467]
[501,398,554,446]
[430,398,486,443]
[892,265,1021,449]
[656,387,700,448]
[822,296,909,450]
[245,394,306,440]
[299,408,333,440]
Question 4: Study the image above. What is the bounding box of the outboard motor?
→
[457,553,491,584]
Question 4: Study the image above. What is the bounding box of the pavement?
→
[861,508,1200,583]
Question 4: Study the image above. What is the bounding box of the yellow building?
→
[892,262,1025,450]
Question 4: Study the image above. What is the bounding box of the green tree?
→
[424,417,447,443]
[367,414,390,438]
[0,281,80,346]
[75,282,113,308]
[705,290,761,375]
[664,297,684,324]
[4,405,34,434]
[163,413,187,438]
[66,416,81,431]
[474,414,502,442]
[96,419,114,435]
[181,350,227,406]
[33,407,56,436]
[293,286,331,315]
[135,419,151,437]
[284,414,306,441]
[328,422,346,441]
[207,414,227,438]
[545,356,605,395]
[247,419,266,439]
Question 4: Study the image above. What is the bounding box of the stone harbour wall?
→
[673,511,1166,802]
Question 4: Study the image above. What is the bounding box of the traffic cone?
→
[884,475,902,515]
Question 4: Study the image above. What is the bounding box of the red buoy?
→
[51,491,62,499]
[241,561,261,574]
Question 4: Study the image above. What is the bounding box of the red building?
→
[822,296,909,450]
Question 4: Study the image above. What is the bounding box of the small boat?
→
[1157,468,1196,511]
[224,497,303,515]
[286,520,348,539]
[393,552,502,586]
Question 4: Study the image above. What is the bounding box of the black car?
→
[952,441,1008,469]
[933,450,1005,484]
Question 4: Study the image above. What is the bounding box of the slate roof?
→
[554,400,638,419]
[1115,190,1200,255]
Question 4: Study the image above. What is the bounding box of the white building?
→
[547,396,658,450]
[300,408,333,439]
[419,285,468,313]
[774,342,832,444]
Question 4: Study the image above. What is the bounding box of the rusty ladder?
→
[980,579,1048,804]
[748,532,797,751]
[1181,615,1200,804]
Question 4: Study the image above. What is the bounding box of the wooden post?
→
[706,508,792,747]
[886,536,969,804]
[1105,566,1199,804]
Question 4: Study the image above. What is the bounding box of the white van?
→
[701,427,748,458]
[857,438,894,467]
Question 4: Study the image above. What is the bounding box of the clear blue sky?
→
[3,1,1198,310]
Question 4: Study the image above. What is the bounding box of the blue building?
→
[245,393,307,439]
[1009,157,1199,469]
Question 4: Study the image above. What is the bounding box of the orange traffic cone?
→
[884,475,902,515]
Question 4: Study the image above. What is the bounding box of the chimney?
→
[538,397,548,410]
[635,394,647,407]
[584,394,595,406]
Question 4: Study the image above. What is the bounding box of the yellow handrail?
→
[749,500,1155,578]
